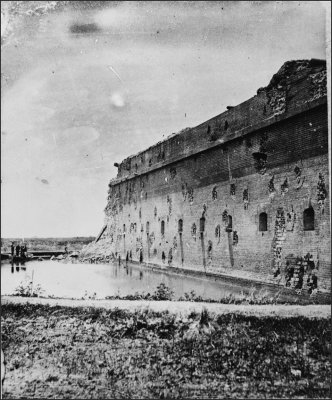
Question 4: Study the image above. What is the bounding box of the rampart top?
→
[111,59,327,184]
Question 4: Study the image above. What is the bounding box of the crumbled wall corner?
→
[267,88,287,116]
[309,70,327,101]
[79,242,95,258]
[261,59,326,116]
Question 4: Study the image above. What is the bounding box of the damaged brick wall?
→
[99,59,329,293]
[114,59,326,180]
[317,173,327,213]
[272,208,286,275]
[284,253,318,293]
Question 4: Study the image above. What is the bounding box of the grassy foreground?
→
[1,303,331,399]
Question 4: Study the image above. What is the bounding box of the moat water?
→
[1,259,264,300]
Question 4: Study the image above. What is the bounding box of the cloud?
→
[35,177,49,185]
[2,70,55,135]
[1,1,327,238]
[70,22,100,34]
[56,126,100,145]
[110,92,125,108]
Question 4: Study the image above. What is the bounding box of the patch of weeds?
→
[14,280,44,297]
[107,284,286,304]
[151,283,174,300]
[45,374,59,382]
[178,288,286,305]
[106,283,174,301]
[1,303,331,399]
[82,291,98,300]
[178,290,204,302]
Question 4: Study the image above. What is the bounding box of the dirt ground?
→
[1,299,331,399]
[1,296,331,318]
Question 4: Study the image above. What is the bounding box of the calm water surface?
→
[1,260,256,300]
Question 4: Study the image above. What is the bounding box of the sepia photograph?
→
[1,1,331,398]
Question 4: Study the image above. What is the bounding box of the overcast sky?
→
[1,1,328,238]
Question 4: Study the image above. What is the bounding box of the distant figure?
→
[308,255,315,271]
[20,244,26,259]
[307,270,318,294]
[10,242,14,256]
[15,244,20,257]
[285,262,294,287]
[118,255,121,266]
[126,252,129,266]
[65,246,68,254]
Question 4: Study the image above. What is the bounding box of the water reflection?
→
[1,259,279,301]
[10,259,27,274]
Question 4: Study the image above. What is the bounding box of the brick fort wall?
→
[88,59,330,294]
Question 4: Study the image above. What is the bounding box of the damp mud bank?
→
[117,259,331,304]
[79,257,331,304]
[82,59,330,298]
[1,301,331,399]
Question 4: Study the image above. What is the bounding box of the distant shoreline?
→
[1,237,95,253]
[1,236,95,240]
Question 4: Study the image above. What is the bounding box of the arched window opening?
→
[303,207,315,231]
[178,219,183,233]
[200,217,205,233]
[146,221,150,234]
[161,220,165,236]
[259,212,268,232]
[226,215,233,232]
